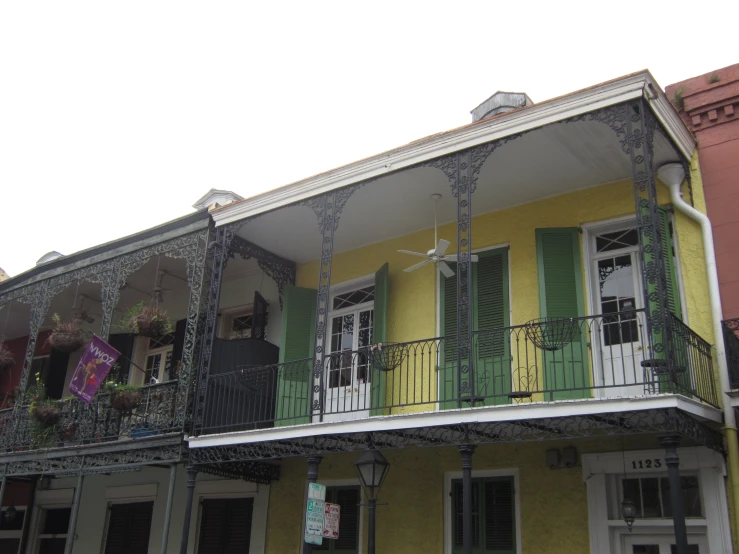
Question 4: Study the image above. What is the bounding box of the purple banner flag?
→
[69,335,121,404]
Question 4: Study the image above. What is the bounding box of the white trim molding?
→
[582,447,731,553]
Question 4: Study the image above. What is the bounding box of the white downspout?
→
[658,162,739,547]
[657,162,733,424]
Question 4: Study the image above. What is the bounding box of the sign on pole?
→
[308,483,326,500]
[323,503,340,539]
[305,498,325,540]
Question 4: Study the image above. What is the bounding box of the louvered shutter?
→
[483,479,515,553]
[170,318,188,376]
[104,502,153,554]
[371,264,388,416]
[475,250,510,404]
[107,333,135,382]
[198,498,254,554]
[313,486,360,554]
[535,229,587,400]
[252,291,269,340]
[276,285,316,426]
[441,264,459,409]
[658,208,682,320]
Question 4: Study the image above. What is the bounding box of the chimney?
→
[193,189,244,212]
[471,91,533,122]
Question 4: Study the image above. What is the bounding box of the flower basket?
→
[237,366,272,392]
[58,422,78,441]
[30,404,61,425]
[110,390,143,412]
[0,344,14,373]
[524,317,579,352]
[129,304,171,338]
[48,329,85,353]
[370,343,407,372]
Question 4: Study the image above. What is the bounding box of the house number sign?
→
[629,458,664,471]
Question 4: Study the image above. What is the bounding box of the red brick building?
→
[666,64,739,318]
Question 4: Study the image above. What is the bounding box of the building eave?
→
[213,70,696,227]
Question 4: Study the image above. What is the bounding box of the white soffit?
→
[214,71,694,227]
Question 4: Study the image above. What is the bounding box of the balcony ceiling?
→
[239,117,680,264]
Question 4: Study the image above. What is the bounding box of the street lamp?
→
[621,498,637,531]
[354,449,390,554]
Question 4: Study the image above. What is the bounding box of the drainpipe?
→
[657,162,739,538]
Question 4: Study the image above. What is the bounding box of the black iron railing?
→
[198,311,719,434]
[722,318,739,389]
[0,381,181,453]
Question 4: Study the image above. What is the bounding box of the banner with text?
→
[69,335,121,403]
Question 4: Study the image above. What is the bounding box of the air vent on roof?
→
[193,189,244,212]
[471,91,533,122]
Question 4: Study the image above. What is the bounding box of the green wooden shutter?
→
[198,498,254,554]
[104,502,154,554]
[371,264,388,416]
[440,263,459,409]
[535,229,588,400]
[658,207,682,320]
[441,249,510,409]
[276,285,316,426]
[452,477,515,554]
[475,250,511,405]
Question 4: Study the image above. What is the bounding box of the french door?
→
[321,305,373,422]
[590,228,649,398]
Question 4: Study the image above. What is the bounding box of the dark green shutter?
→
[658,207,682,320]
[276,285,316,426]
[198,498,254,554]
[452,477,515,554]
[313,486,360,554]
[170,318,187,376]
[371,264,388,416]
[441,249,510,409]
[535,229,587,400]
[474,250,511,405]
[104,502,154,554]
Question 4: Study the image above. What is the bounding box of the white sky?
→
[0,1,735,278]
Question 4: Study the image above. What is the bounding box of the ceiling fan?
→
[397,193,478,278]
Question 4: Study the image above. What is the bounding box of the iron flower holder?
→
[524,317,578,352]
[370,343,406,372]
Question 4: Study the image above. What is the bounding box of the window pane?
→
[39,539,66,554]
[0,539,20,553]
[662,476,703,518]
[0,508,25,531]
[632,546,660,554]
[596,229,639,252]
[43,508,71,534]
[670,546,700,554]
[622,479,643,518]
[641,478,662,518]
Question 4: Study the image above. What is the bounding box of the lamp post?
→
[354,449,390,554]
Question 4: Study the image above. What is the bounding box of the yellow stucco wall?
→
[293,172,715,409]
[296,175,711,341]
[264,436,661,554]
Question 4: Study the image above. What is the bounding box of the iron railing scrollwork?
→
[722,318,739,389]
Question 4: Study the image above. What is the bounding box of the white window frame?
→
[443,468,522,554]
[100,497,156,554]
[131,334,175,385]
[189,477,270,554]
[581,215,687,325]
[582,446,730,553]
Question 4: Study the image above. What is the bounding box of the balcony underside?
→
[189,401,724,467]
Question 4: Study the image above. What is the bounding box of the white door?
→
[623,533,707,553]
[590,228,649,398]
[322,307,373,422]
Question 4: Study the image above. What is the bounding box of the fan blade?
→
[403,260,433,273]
[434,239,450,257]
[438,261,455,278]
[398,250,430,259]
[445,254,479,262]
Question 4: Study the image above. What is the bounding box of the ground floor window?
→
[198,497,254,554]
[451,476,516,554]
[0,506,26,553]
[313,486,361,554]
[36,507,70,554]
[104,501,153,554]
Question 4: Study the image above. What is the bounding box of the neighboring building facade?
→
[0,70,734,554]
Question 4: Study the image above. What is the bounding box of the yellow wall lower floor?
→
[263,435,694,554]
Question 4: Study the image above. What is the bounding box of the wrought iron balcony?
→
[197,311,719,435]
[722,318,739,390]
[0,380,181,454]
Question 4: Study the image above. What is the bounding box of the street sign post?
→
[308,483,326,500]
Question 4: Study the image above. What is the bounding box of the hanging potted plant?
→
[125,301,172,338]
[0,343,14,373]
[108,384,143,412]
[48,313,86,353]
